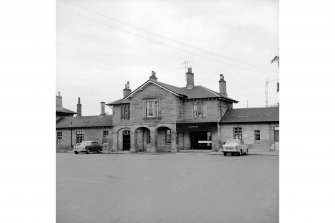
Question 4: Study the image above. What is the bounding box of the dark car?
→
[73,141,103,154]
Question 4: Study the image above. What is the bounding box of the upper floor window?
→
[76,131,84,143]
[57,132,62,144]
[145,100,159,117]
[102,130,108,144]
[193,101,203,117]
[121,104,130,120]
[233,127,242,139]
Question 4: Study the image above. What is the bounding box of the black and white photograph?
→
[56,0,279,222]
[3,0,335,223]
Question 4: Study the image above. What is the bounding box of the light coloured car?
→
[73,141,102,154]
[220,139,248,156]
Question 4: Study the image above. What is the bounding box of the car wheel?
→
[223,152,226,156]
[74,151,78,154]
[85,151,89,154]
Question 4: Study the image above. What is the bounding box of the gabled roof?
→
[56,107,76,114]
[56,115,113,129]
[220,107,279,123]
[108,80,238,104]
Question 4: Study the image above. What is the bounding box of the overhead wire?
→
[63,1,277,73]
[58,6,276,75]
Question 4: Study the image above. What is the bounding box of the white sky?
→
[57,0,279,116]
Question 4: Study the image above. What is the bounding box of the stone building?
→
[56,68,279,152]
[106,68,279,152]
[56,97,113,151]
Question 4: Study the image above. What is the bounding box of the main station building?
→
[56,68,279,152]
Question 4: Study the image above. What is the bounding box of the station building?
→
[56,68,279,152]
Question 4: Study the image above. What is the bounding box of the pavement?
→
[57,152,278,223]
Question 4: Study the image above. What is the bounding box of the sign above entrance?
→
[176,122,215,132]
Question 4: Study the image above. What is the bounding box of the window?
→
[57,132,62,144]
[193,101,203,117]
[145,100,159,117]
[254,130,260,141]
[146,130,151,144]
[102,130,108,144]
[233,127,242,139]
[176,132,179,145]
[76,131,84,143]
[121,105,130,120]
[165,129,171,144]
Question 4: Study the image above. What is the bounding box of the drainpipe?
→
[70,122,73,148]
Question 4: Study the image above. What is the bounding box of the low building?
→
[56,98,113,152]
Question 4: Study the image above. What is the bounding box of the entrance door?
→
[190,131,212,150]
[123,130,130,151]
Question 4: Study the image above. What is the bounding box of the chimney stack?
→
[100,102,105,116]
[56,91,62,108]
[77,97,82,117]
[149,71,157,82]
[219,74,227,97]
[186,67,194,89]
[123,81,131,98]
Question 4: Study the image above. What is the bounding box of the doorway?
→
[190,131,212,150]
[123,130,130,151]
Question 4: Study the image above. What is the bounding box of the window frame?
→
[233,127,243,140]
[121,104,130,120]
[57,132,62,144]
[144,100,160,118]
[102,130,109,144]
[165,129,171,144]
[254,130,261,141]
[76,131,84,144]
[193,101,203,117]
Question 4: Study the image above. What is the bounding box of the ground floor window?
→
[102,130,108,144]
[254,130,260,141]
[165,129,171,144]
[146,130,151,144]
[76,131,84,143]
[233,127,242,139]
[57,132,62,144]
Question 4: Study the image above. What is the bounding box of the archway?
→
[156,126,172,152]
[135,127,151,152]
[117,128,131,151]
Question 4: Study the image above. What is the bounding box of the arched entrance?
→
[135,127,151,152]
[156,126,172,152]
[122,130,130,151]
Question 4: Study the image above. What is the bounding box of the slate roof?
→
[106,98,130,105]
[56,115,113,129]
[56,107,76,114]
[107,80,238,105]
[220,107,279,123]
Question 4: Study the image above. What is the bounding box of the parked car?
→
[73,141,103,154]
[220,139,248,156]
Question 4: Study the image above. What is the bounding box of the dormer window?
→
[145,100,159,117]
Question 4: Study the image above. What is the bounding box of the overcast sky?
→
[57,0,279,116]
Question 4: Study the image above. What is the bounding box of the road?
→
[57,152,278,223]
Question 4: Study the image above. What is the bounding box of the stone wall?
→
[220,123,279,150]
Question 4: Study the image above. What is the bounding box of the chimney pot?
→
[123,81,131,98]
[149,70,158,81]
